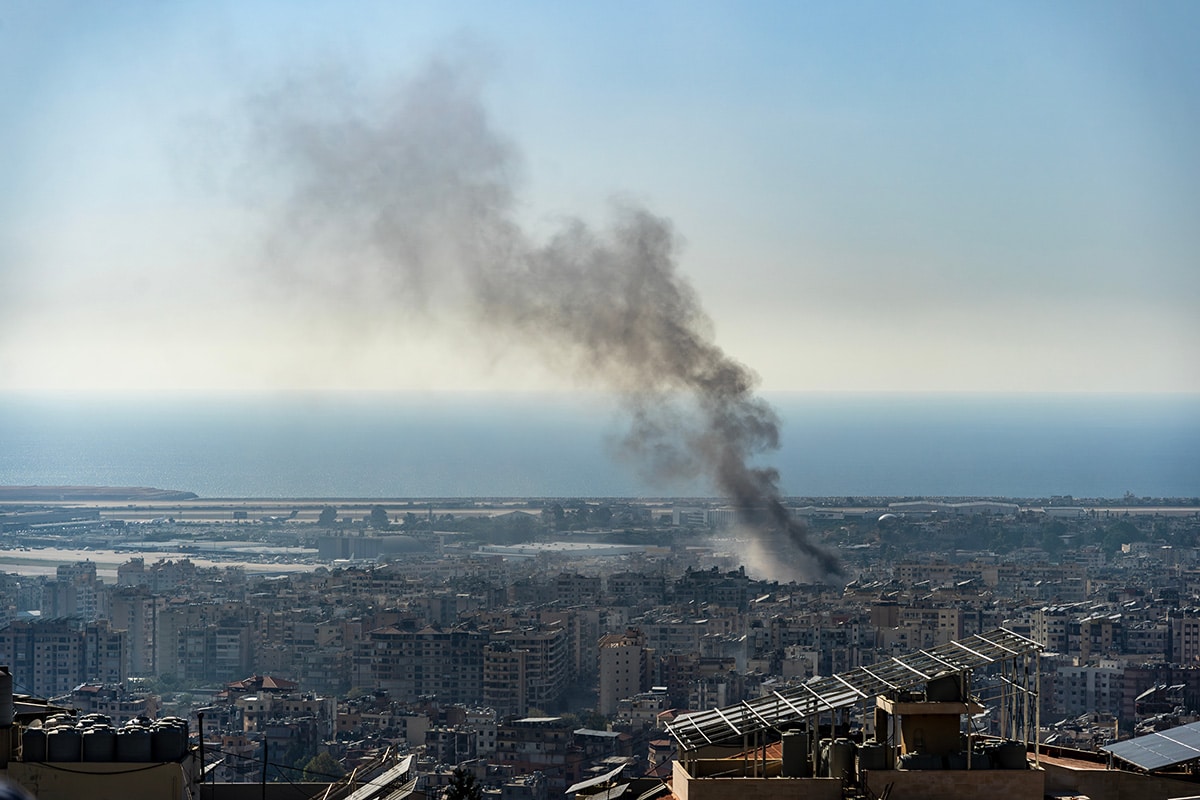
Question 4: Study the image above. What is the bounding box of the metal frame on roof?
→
[343,755,416,800]
[566,762,627,795]
[666,627,1041,752]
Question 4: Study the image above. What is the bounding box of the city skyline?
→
[2,1,1198,395]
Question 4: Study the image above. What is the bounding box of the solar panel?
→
[344,755,415,800]
[566,762,627,795]
[667,628,1041,752]
[1103,721,1200,772]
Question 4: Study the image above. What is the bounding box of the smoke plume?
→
[247,57,842,581]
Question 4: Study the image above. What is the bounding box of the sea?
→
[0,392,1197,500]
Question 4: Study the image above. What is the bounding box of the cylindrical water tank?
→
[858,742,888,773]
[781,730,811,777]
[899,752,941,770]
[0,667,13,728]
[82,727,117,762]
[946,752,968,770]
[46,728,82,762]
[995,741,1027,769]
[21,727,46,762]
[116,725,153,763]
[827,739,856,780]
[165,716,190,753]
[152,720,187,762]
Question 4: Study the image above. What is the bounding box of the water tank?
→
[116,725,153,763]
[827,738,856,780]
[858,741,888,773]
[945,752,968,770]
[898,752,941,770]
[82,727,117,762]
[970,750,992,770]
[21,727,46,762]
[925,675,961,702]
[0,667,13,728]
[46,728,82,762]
[152,720,187,762]
[995,741,1027,769]
[781,730,811,777]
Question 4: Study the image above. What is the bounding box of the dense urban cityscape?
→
[2,492,1200,798]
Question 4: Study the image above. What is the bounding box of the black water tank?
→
[116,725,153,763]
[995,741,1027,769]
[858,741,888,772]
[21,727,46,762]
[46,728,81,762]
[152,719,187,762]
[82,727,117,762]
[925,675,962,702]
[781,730,811,777]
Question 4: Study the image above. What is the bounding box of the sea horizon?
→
[1,390,1197,501]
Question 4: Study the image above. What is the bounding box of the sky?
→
[2,0,1198,395]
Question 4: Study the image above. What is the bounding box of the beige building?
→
[598,629,654,716]
[107,586,164,677]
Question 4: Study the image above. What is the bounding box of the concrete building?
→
[483,642,529,717]
[107,585,163,677]
[355,625,486,704]
[0,618,88,697]
[1056,664,1124,718]
[598,629,654,716]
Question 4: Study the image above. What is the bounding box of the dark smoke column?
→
[250,57,843,582]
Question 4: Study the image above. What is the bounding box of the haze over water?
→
[1,392,1195,500]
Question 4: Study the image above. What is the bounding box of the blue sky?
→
[2,1,1197,393]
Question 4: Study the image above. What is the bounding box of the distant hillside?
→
[0,486,199,501]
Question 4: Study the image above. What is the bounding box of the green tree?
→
[303,752,346,782]
[318,506,338,527]
[369,505,390,530]
[443,768,482,800]
[1102,519,1143,555]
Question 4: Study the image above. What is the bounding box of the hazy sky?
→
[2,1,1197,394]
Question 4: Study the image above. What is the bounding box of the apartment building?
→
[598,629,653,716]
[355,625,487,704]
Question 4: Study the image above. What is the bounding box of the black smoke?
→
[247,57,843,581]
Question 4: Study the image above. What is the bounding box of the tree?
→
[318,506,338,527]
[303,752,345,782]
[369,506,390,530]
[1102,519,1143,555]
[443,768,482,800]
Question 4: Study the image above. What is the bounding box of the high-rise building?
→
[483,642,528,716]
[598,629,653,715]
[0,617,124,697]
[107,586,164,676]
[355,625,486,703]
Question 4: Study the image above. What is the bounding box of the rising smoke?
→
[247,56,843,582]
